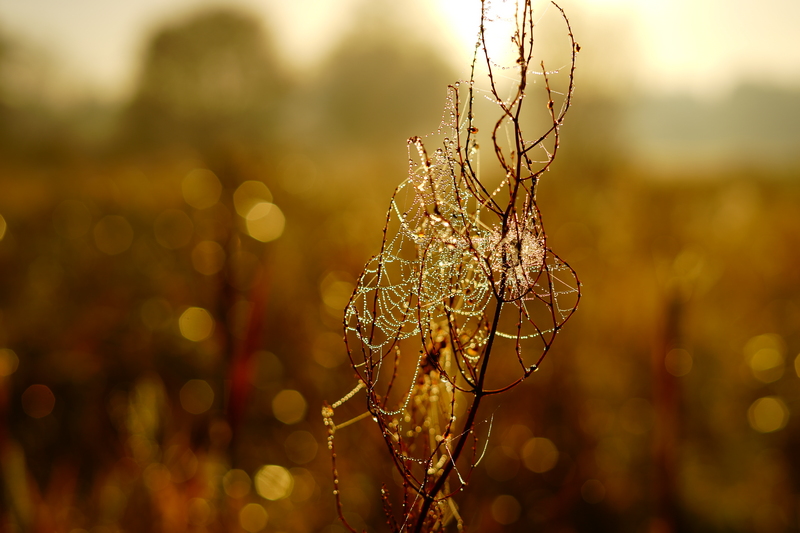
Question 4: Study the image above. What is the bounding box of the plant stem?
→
[412,296,504,533]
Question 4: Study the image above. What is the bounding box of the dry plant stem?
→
[429,5,570,525]
[412,298,504,533]
[326,1,580,531]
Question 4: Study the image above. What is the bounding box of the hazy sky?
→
[0,0,798,101]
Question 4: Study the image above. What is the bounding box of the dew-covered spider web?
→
[323,2,580,530]
[343,83,580,407]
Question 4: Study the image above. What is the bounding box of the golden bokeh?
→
[21,384,55,418]
[222,469,251,498]
[288,468,317,503]
[319,271,356,311]
[744,334,786,384]
[191,240,226,275]
[179,379,214,414]
[491,494,521,525]
[1,2,799,530]
[153,209,194,249]
[143,463,171,492]
[312,331,347,369]
[271,389,306,425]
[208,418,233,449]
[747,397,789,433]
[749,349,785,383]
[245,202,284,243]
[254,464,293,501]
[164,444,198,483]
[581,479,606,504]
[0,348,19,377]
[239,502,268,532]
[187,498,213,526]
[182,169,222,210]
[664,348,693,377]
[522,437,559,473]
[93,215,134,255]
[178,307,214,342]
[233,180,273,217]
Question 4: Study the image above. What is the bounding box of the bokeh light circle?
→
[254,464,293,500]
[522,437,559,473]
[22,384,55,418]
[234,180,272,217]
[245,202,285,243]
[182,169,222,210]
[664,348,693,377]
[0,349,20,377]
[222,469,251,498]
[748,396,789,433]
[581,479,606,504]
[491,494,521,524]
[744,334,786,383]
[187,498,212,526]
[93,215,134,255]
[179,379,215,414]
[191,240,226,275]
[271,389,307,424]
[239,503,268,532]
[179,307,214,342]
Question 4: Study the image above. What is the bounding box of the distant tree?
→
[314,3,456,148]
[0,32,70,160]
[123,9,286,151]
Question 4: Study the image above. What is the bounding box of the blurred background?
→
[0,0,799,531]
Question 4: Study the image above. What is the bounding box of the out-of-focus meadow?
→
[1,1,800,532]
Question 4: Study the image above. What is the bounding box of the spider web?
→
[343,83,579,409]
[326,3,581,528]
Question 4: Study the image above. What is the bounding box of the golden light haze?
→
[0,0,798,100]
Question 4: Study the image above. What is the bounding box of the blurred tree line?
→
[1,3,800,533]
